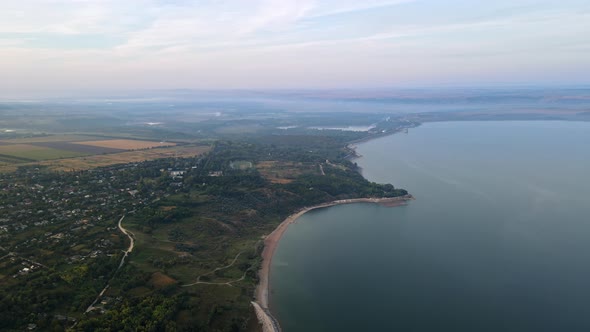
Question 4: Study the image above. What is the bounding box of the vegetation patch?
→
[256,160,320,184]
[30,141,124,155]
[0,154,34,164]
[13,145,211,172]
[73,139,176,150]
[127,286,153,298]
[0,118,412,331]
[214,124,263,134]
[230,160,253,170]
[0,134,104,144]
[0,144,84,161]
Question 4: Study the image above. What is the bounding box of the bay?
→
[270,121,590,332]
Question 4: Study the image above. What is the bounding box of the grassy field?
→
[0,155,34,164]
[0,134,105,144]
[0,144,85,161]
[73,139,176,150]
[256,160,321,184]
[124,190,261,286]
[230,160,254,170]
[0,145,210,172]
[0,133,205,172]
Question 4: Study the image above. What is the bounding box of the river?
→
[269,121,590,332]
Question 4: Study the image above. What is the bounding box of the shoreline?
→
[344,122,420,165]
[252,195,414,331]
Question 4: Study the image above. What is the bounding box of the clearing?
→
[256,160,321,184]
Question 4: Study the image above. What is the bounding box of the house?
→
[170,170,185,178]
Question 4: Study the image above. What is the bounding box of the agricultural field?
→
[29,141,124,155]
[35,145,211,171]
[0,134,191,172]
[73,139,176,150]
[0,134,105,144]
[0,154,35,165]
[0,144,85,161]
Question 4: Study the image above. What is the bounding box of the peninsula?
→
[0,115,411,331]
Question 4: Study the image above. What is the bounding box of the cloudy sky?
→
[1,0,589,92]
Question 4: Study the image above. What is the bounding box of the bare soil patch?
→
[149,272,178,288]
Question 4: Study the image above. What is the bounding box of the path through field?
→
[182,251,248,287]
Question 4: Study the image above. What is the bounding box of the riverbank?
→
[253,195,414,331]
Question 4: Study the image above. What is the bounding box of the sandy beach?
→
[252,195,413,331]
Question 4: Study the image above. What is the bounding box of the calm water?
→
[270,121,590,332]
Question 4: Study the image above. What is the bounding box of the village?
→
[0,155,210,329]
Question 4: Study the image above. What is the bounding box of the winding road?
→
[86,214,133,313]
[117,215,134,269]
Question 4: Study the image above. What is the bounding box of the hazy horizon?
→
[2,85,590,101]
[2,3,590,331]
[1,0,589,94]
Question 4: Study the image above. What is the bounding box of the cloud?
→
[0,0,589,91]
[306,0,416,18]
[0,1,136,35]
[237,0,315,35]
[104,0,318,56]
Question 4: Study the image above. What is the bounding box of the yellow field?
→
[0,145,210,172]
[73,139,176,150]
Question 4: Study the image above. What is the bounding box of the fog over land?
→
[1,1,589,331]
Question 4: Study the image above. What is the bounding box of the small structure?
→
[170,170,185,177]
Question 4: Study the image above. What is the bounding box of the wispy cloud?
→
[306,0,416,18]
[0,0,588,90]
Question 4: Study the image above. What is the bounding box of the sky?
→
[1,0,589,92]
